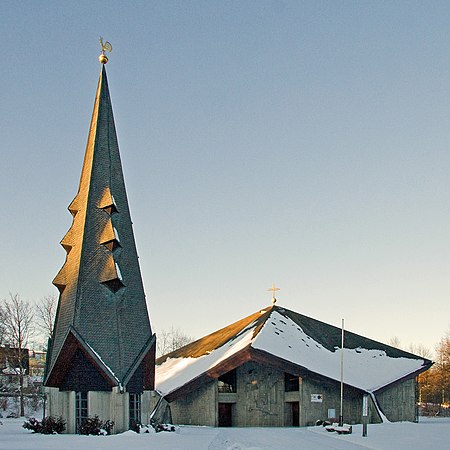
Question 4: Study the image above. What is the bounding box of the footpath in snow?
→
[1,417,450,450]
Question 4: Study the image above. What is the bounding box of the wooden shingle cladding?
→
[123,334,157,392]
[45,65,154,393]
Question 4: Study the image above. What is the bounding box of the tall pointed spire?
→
[45,60,154,393]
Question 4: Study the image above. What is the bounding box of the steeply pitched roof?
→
[156,305,431,398]
[45,65,153,388]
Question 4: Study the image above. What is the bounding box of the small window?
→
[75,391,88,433]
[285,373,299,392]
[104,239,121,251]
[103,204,118,215]
[218,369,237,393]
[102,278,125,293]
[129,393,141,430]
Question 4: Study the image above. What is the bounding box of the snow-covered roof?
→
[156,305,431,397]
[2,367,20,375]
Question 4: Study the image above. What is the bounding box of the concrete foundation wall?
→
[141,390,160,425]
[376,378,417,422]
[233,361,284,427]
[299,377,382,426]
[166,361,417,427]
[88,390,111,420]
[46,388,75,433]
[170,381,217,426]
[109,388,127,433]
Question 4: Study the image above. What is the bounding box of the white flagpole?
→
[339,318,344,426]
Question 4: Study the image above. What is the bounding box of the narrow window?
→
[284,373,299,392]
[129,393,141,430]
[218,369,237,393]
[75,391,88,433]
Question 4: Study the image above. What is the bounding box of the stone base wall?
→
[45,387,155,434]
[46,388,76,433]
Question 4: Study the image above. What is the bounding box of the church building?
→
[44,46,155,434]
[154,303,431,427]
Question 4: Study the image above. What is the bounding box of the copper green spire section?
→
[45,66,154,390]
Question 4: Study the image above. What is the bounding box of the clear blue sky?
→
[2,1,450,354]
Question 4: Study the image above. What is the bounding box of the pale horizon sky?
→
[2,1,450,356]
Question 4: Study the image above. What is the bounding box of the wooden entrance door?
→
[292,402,300,427]
[218,403,232,427]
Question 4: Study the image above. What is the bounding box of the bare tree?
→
[387,336,402,349]
[157,326,194,357]
[407,343,432,360]
[2,293,34,416]
[434,334,450,406]
[387,336,432,360]
[35,293,57,343]
[0,306,6,345]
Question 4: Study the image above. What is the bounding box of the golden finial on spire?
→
[268,283,280,304]
[99,37,112,64]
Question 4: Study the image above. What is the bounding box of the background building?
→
[0,346,29,391]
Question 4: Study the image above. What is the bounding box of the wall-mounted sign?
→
[311,394,323,403]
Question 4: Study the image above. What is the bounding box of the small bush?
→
[129,419,140,433]
[23,417,41,433]
[153,422,176,433]
[41,416,66,434]
[23,416,66,434]
[78,415,114,435]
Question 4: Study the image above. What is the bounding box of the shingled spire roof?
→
[45,65,154,391]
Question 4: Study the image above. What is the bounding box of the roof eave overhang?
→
[162,344,253,402]
[160,344,363,402]
[158,344,433,403]
[251,347,435,394]
[372,360,434,394]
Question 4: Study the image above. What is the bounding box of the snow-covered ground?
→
[1,417,450,450]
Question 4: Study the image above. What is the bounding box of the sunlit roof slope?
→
[156,305,431,398]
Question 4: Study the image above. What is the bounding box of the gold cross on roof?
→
[268,283,280,304]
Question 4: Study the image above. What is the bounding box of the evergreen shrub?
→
[78,415,114,435]
[23,416,66,434]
